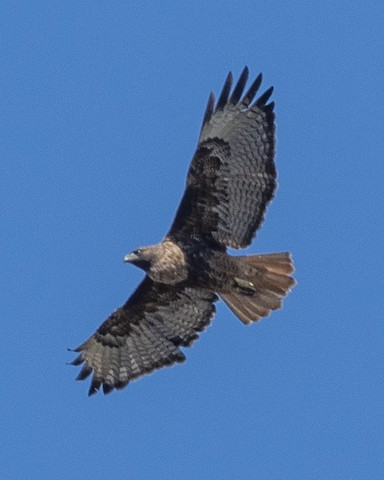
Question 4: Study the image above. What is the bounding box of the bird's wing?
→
[71,276,217,395]
[168,67,276,249]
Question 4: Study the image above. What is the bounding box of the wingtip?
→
[71,353,85,366]
[102,383,114,395]
[265,100,275,113]
[240,72,263,107]
[216,71,233,110]
[229,67,250,105]
[75,363,92,380]
[200,91,215,131]
[256,86,274,106]
[88,382,100,397]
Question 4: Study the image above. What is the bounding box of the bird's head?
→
[124,241,188,285]
[124,247,153,271]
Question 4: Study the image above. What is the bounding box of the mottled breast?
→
[149,240,188,285]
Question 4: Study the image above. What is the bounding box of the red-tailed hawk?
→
[71,67,295,395]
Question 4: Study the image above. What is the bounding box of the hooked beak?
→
[124,251,140,263]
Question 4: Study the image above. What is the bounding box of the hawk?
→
[71,67,295,395]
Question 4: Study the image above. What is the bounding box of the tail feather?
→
[221,292,269,324]
[220,252,295,325]
[242,252,295,275]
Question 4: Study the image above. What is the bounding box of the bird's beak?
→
[124,252,139,263]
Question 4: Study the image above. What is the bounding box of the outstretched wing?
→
[168,67,276,249]
[71,277,217,395]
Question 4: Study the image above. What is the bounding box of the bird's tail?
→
[219,253,295,324]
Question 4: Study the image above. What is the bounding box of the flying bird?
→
[71,67,295,395]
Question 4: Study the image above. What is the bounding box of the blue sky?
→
[2,1,383,479]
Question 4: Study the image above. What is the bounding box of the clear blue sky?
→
[2,2,383,479]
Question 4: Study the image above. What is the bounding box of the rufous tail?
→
[219,253,296,325]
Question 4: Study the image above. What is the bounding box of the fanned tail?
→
[219,253,295,324]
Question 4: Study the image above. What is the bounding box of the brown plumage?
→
[71,67,296,395]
